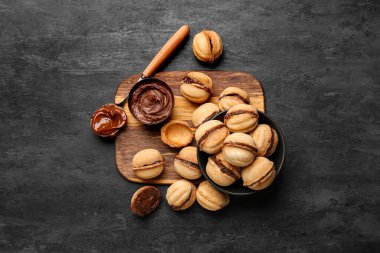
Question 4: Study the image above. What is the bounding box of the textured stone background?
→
[0,0,379,252]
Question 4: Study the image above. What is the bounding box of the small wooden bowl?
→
[197,110,285,196]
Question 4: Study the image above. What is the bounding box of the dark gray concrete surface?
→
[1,0,379,252]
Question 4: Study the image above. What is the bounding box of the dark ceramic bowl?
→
[197,110,285,196]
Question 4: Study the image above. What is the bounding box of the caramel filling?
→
[130,82,173,124]
[208,35,214,62]
[198,124,226,146]
[264,128,275,157]
[248,166,275,187]
[133,159,165,170]
[182,76,211,93]
[200,111,219,125]
[175,156,200,171]
[223,141,258,153]
[210,155,239,180]
[90,104,127,137]
[131,187,161,217]
[219,93,249,104]
[224,110,259,120]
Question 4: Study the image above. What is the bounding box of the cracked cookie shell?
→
[195,120,230,154]
[241,157,276,190]
[166,179,197,211]
[196,181,229,211]
[206,152,241,186]
[219,87,250,111]
[161,120,193,148]
[222,133,257,167]
[174,146,202,180]
[132,149,165,179]
[180,72,213,103]
[224,104,259,133]
[192,103,220,127]
[250,124,279,157]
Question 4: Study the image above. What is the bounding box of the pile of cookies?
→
[130,71,279,217]
[196,106,279,190]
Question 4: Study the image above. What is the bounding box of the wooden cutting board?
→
[114,70,265,184]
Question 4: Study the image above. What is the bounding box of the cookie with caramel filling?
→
[196,181,229,211]
[166,179,197,211]
[241,157,276,190]
[250,124,278,157]
[180,72,213,103]
[132,149,165,179]
[174,146,202,180]
[224,104,259,133]
[206,152,241,186]
[195,120,229,154]
[222,133,257,167]
[219,87,250,111]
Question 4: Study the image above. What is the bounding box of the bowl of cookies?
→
[196,103,285,196]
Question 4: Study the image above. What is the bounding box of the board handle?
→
[142,25,190,78]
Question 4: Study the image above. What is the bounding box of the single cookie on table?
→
[224,104,259,133]
[131,186,161,217]
[180,72,213,103]
[161,120,193,148]
[222,133,257,167]
[250,124,279,157]
[241,157,276,190]
[195,120,230,154]
[166,179,197,211]
[132,149,165,179]
[192,103,220,127]
[192,30,223,64]
[206,152,241,186]
[218,87,250,111]
[174,146,202,180]
[196,181,229,211]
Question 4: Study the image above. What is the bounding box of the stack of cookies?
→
[195,98,279,191]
